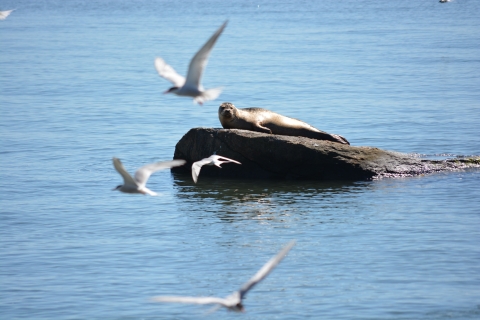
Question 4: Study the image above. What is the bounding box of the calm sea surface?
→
[1,0,479,319]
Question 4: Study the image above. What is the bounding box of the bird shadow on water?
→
[170,173,369,223]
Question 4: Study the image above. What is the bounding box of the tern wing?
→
[0,9,14,20]
[215,155,242,165]
[155,57,186,87]
[113,157,137,187]
[134,159,186,187]
[238,241,296,299]
[184,20,227,89]
[191,157,214,183]
[151,296,229,307]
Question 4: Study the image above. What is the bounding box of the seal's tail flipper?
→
[314,130,350,145]
[194,87,223,105]
[332,134,350,145]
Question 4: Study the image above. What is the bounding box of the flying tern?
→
[191,155,241,183]
[112,157,186,196]
[152,240,296,312]
[0,9,15,20]
[154,20,227,105]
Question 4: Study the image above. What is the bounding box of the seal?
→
[218,102,350,145]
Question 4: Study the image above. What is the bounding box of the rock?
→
[172,128,480,180]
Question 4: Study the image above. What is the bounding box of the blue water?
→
[1,0,480,319]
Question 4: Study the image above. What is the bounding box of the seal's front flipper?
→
[253,123,272,134]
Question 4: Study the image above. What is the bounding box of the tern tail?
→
[194,87,223,105]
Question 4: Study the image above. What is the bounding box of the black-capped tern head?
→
[151,241,296,313]
[191,154,241,183]
[163,86,180,94]
[0,9,15,20]
[155,20,227,105]
[112,157,186,196]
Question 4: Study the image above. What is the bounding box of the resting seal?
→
[218,102,350,145]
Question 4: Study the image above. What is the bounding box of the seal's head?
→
[219,102,237,119]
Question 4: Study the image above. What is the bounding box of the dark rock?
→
[172,128,480,180]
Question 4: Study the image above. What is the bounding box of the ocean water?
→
[1,0,479,319]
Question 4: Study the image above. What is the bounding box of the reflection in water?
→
[171,173,370,223]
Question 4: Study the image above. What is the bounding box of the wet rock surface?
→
[172,128,480,180]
